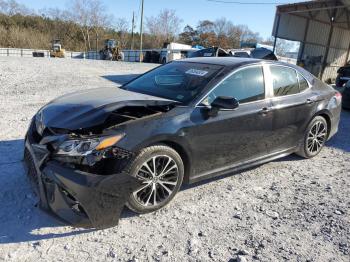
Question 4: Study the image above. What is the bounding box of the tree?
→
[225,24,243,48]
[146,9,182,47]
[213,18,234,48]
[178,25,198,46]
[68,0,109,51]
[0,0,33,15]
[115,18,129,48]
[197,20,216,47]
[262,37,295,56]
[238,24,261,43]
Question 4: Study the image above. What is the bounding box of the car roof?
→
[174,57,316,82]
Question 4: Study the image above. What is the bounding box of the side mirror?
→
[207,96,239,117]
[211,96,239,110]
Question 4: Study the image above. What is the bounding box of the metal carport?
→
[272,0,350,82]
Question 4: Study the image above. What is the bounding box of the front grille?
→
[24,147,39,195]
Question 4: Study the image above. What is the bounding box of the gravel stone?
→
[266,210,279,219]
[236,255,248,262]
[237,249,250,256]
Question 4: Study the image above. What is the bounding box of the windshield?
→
[123,62,223,104]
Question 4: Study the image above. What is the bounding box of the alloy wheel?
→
[133,155,179,207]
[306,120,327,154]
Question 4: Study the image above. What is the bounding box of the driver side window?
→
[205,66,265,105]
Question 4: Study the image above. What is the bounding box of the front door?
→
[186,65,274,177]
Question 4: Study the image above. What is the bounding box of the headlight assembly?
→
[56,134,125,156]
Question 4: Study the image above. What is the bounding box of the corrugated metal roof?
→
[276,0,350,30]
[273,0,350,81]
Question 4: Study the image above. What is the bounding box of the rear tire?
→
[296,116,328,158]
[125,145,184,214]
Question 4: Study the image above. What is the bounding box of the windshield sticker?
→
[185,69,208,77]
[203,53,213,57]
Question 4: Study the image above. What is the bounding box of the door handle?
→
[306,98,315,104]
[259,107,271,114]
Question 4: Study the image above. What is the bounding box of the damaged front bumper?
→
[23,130,142,229]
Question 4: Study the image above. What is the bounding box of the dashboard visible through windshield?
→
[123,62,223,104]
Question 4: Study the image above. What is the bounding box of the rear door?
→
[267,65,316,152]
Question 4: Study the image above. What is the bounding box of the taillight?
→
[335,91,342,103]
[335,92,342,99]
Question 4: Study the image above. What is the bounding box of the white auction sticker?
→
[185,69,208,77]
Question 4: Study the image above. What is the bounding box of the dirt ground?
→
[0,57,349,262]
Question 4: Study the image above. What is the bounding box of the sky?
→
[16,0,304,39]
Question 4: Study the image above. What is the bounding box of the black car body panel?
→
[336,81,350,109]
[343,86,350,109]
[24,57,342,229]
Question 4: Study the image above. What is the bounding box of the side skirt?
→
[188,147,297,184]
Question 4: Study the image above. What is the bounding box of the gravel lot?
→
[0,57,349,262]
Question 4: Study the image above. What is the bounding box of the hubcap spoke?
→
[134,182,152,194]
[160,180,177,186]
[160,157,172,175]
[159,164,177,178]
[158,182,172,194]
[143,162,155,177]
[152,157,157,176]
[145,184,155,206]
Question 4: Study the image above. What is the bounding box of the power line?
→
[207,0,284,5]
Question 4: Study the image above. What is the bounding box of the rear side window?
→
[270,66,299,96]
[297,72,309,92]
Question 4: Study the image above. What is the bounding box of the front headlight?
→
[56,134,125,156]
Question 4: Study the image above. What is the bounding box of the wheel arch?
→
[313,110,332,138]
[133,133,193,184]
[155,140,192,184]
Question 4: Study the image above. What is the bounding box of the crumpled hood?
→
[38,87,175,130]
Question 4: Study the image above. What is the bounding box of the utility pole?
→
[95,32,98,60]
[131,11,135,50]
[139,0,144,62]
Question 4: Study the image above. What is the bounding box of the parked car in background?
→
[336,80,350,109]
[229,49,251,58]
[250,47,278,60]
[189,47,231,58]
[190,47,277,61]
[24,57,342,229]
[336,61,350,87]
[160,42,198,64]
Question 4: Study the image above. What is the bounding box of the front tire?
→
[126,145,184,214]
[296,116,328,158]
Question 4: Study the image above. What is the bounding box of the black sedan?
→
[24,57,342,229]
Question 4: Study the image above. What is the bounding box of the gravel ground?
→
[0,57,349,262]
